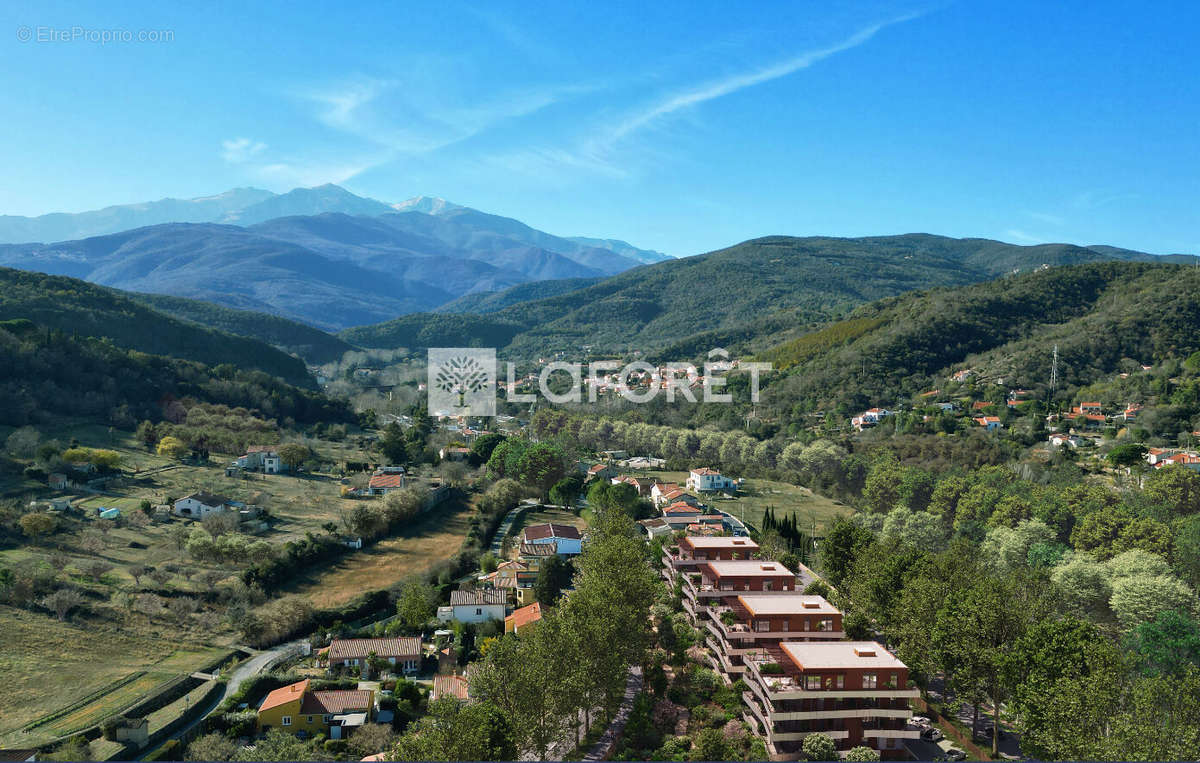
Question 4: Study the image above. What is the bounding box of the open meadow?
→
[0,605,228,747]
[286,497,477,608]
[629,469,853,533]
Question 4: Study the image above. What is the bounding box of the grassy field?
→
[632,470,852,534]
[287,498,478,608]
[0,605,228,747]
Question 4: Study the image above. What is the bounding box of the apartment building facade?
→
[741,641,918,760]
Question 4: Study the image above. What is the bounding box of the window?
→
[806,675,822,690]
[836,674,845,689]
[818,618,833,632]
[863,673,877,689]
[307,715,314,724]
[756,620,770,632]
[781,620,790,632]
[721,583,733,591]
[888,673,898,688]
[763,581,773,591]
[803,618,811,631]
[281,716,292,726]
[475,608,482,615]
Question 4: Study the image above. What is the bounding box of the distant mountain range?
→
[0,185,672,330]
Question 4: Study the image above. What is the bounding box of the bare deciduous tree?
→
[147,568,172,588]
[40,588,87,621]
[83,561,114,582]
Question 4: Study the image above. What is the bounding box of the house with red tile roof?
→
[687,467,737,492]
[367,472,406,495]
[431,674,471,702]
[505,602,544,634]
[327,637,422,675]
[257,679,374,738]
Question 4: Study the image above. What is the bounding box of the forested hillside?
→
[0,319,351,428]
[129,292,353,364]
[0,268,314,385]
[339,312,526,350]
[433,277,601,314]
[761,262,1200,411]
[351,233,1194,354]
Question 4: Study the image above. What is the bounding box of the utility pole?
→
[1050,344,1059,392]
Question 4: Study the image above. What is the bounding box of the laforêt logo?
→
[427,348,497,416]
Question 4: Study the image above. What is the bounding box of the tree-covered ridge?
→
[765,262,1200,410]
[432,277,602,314]
[0,319,351,428]
[338,312,527,350]
[344,232,1189,355]
[0,268,314,385]
[128,291,353,364]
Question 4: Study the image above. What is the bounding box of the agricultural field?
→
[286,497,477,608]
[630,469,852,533]
[0,605,227,747]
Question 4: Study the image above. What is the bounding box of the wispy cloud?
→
[1071,189,1139,210]
[220,137,267,163]
[255,158,377,188]
[589,12,924,156]
[1027,211,1065,225]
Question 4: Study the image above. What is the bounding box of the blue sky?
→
[2,0,1197,256]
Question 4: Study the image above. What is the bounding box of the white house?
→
[1048,432,1081,448]
[522,523,583,555]
[235,445,285,474]
[173,491,232,518]
[438,589,508,624]
[686,467,736,493]
[1157,452,1200,472]
[1145,448,1179,466]
[851,407,893,430]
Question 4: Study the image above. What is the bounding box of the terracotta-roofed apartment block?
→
[662,535,759,582]
[741,641,917,760]
[700,594,844,679]
[681,560,798,616]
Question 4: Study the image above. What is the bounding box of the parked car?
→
[945,748,968,761]
[922,727,944,742]
[910,716,931,726]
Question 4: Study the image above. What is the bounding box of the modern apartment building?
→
[700,594,844,679]
[661,536,760,583]
[680,559,799,616]
[741,641,918,760]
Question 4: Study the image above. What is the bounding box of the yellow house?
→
[257,679,374,739]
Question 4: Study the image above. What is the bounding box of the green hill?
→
[433,277,601,314]
[0,268,314,386]
[0,318,351,428]
[339,312,526,350]
[760,261,1200,411]
[347,233,1194,355]
[128,291,353,364]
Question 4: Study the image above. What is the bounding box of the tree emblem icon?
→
[435,355,489,408]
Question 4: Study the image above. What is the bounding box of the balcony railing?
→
[743,653,920,701]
